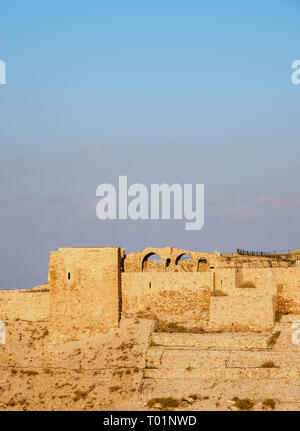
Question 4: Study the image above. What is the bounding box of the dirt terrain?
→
[0,318,152,410]
[0,316,300,411]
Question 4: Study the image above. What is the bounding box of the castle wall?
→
[49,247,121,344]
[214,268,236,293]
[273,268,300,313]
[213,267,299,305]
[209,295,277,332]
[215,268,278,296]
[278,285,300,313]
[1,246,299,341]
[0,290,49,321]
[238,267,300,312]
[122,272,212,326]
[124,247,214,272]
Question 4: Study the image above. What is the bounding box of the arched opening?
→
[165,258,171,271]
[175,253,192,265]
[142,253,163,272]
[174,253,193,272]
[197,258,208,272]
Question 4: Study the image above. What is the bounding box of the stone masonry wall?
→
[238,267,300,312]
[122,272,212,326]
[49,247,121,344]
[1,246,299,341]
[209,295,277,332]
[0,290,49,321]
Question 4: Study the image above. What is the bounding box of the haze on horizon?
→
[0,0,300,289]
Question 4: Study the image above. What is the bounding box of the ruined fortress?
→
[1,247,300,344]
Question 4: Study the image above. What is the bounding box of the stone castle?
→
[1,246,300,344]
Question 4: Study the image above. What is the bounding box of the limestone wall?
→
[272,268,300,313]
[49,247,121,344]
[237,267,300,312]
[209,295,277,332]
[124,247,215,272]
[215,268,278,296]
[0,290,49,321]
[150,332,270,350]
[278,285,300,313]
[1,246,299,341]
[214,268,236,293]
[122,272,212,325]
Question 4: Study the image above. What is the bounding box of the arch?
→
[197,258,208,272]
[142,252,163,272]
[175,253,192,265]
[174,253,193,272]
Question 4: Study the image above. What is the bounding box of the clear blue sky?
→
[0,1,300,288]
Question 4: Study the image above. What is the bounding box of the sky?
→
[0,0,300,289]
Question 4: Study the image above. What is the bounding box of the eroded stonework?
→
[1,246,300,344]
